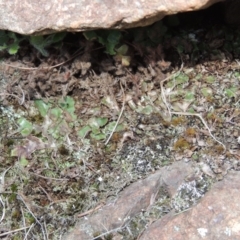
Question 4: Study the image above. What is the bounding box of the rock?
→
[0,0,223,35]
[139,171,240,240]
[63,161,194,240]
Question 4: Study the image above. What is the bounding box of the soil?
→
[0,10,240,240]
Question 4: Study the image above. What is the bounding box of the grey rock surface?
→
[140,171,240,240]
[0,0,223,35]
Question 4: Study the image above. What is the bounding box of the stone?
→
[139,171,240,240]
[63,161,195,240]
[0,0,224,35]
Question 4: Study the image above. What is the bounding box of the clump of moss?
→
[173,137,190,151]
[171,116,186,126]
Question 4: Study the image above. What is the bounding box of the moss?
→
[171,116,186,126]
[184,127,196,137]
[173,137,190,151]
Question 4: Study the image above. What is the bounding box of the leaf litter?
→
[0,15,240,240]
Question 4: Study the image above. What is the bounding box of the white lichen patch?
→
[171,176,211,212]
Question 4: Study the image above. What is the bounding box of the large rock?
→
[140,171,240,240]
[0,0,223,35]
[63,161,195,240]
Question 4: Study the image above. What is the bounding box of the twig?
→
[0,166,12,223]
[77,202,105,218]
[30,172,68,181]
[105,81,125,145]
[160,63,184,119]
[0,196,5,223]
[0,166,11,193]
[39,185,52,202]
[171,111,226,151]
[0,226,31,237]
[18,194,47,240]
[24,223,35,240]
[93,226,125,240]
[21,206,27,237]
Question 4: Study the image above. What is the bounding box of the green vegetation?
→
[0,31,66,56]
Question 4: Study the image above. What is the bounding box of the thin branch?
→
[18,194,47,240]
[0,226,31,237]
[0,196,5,223]
[105,81,125,145]
[160,63,184,119]
[77,202,105,218]
[93,226,125,240]
[21,206,27,237]
[24,224,35,240]
[30,172,68,181]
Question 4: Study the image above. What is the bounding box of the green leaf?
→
[30,35,49,56]
[201,87,213,97]
[184,92,195,101]
[34,99,50,117]
[91,127,101,134]
[105,122,125,132]
[59,96,76,120]
[8,32,18,42]
[17,118,33,136]
[88,117,108,129]
[205,75,215,83]
[107,30,121,44]
[96,117,108,127]
[105,42,116,55]
[30,35,44,46]
[78,125,91,138]
[225,87,237,98]
[175,73,189,85]
[47,32,66,44]
[83,31,98,40]
[136,105,153,115]
[49,107,62,120]
[90,132,106,140]
[233,71,240,78]
[116,44,128,55]
[8,43,19,55]
[20,157,29,167]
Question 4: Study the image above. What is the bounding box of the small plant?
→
[0,31,66,56]
[0,31,26,54]
[83,30,122,55]
[29,32,66,56]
